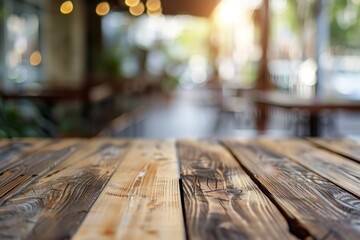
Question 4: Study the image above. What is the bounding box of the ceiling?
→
[24,0,220,17]
[110,0,220,17]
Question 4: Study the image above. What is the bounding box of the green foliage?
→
[271,0,301,38]
[100,14,210,90]
[174,18,210,58]
[0,6,5,19]
[0,100,53,138]
[330,1,360,49]
[58,115,89,136]
[271,0,360,50]
[160,74,179,93]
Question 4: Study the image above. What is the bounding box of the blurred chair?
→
[213,80,256,134]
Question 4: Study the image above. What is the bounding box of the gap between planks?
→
[0,139,78,205]
[258,137,360,198]
[0,139,51,167]
[222,138,360,240]
[308,138,360,163]
[0,139,129,240]
[178,139,296,240]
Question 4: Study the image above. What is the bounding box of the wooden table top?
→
[254,90,360,111]
[1,137,360,239]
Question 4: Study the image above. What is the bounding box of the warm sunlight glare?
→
[213,0,255,45]
[214,0,242,24]
[214,0,262,24]
[60,1,73,15]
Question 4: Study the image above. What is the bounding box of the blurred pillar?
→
[315,0,329,98]
[0,0,4,84]
[85,1,102,78]
[255,0,270,134]
[43,0,86,87]
[256,0,269,91]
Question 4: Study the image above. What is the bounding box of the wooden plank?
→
[223,139,360,240]
[73,140,185,240]
[259,138,360,198]
[0,139,129,240]
[0,139,50,165]
[309,138,360,163]
[178,140,295,240]
[0,140,11,148]
[0,139,80,204]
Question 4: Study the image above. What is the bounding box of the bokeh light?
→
[129,2,145,16]
[96,2,110,16]
[60,1,73,15]
[125,0,140,7]
[29,51,42,66]
[146,0,161,11]
[147,7,162,16]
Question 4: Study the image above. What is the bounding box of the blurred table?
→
[0,82,115,136]
[0,82,113,103]
[254,90,360,136]
[1,137,360,239]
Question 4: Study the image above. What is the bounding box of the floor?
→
[113,88,360,139]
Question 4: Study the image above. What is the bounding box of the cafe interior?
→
[1,0,360,139]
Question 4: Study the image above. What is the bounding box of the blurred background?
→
[1,0,360,138]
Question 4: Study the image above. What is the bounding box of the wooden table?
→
[254,91,360,136]
[1,137,360,239]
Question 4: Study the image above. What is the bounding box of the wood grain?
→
[0,139,80,205]
[259,138,360,198]
[0,139,50,166]
[73,140,185,240]
[178,140,295,240]
[309,138,360,163]
[0,139,129,240]
[223,139,360,240]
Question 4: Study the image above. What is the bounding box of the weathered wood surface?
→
[0,139,79,205]
[0,139,129,240]
[259,138,360,198]
[73,140,185,240]
[1,137,360,240]
[178,140,295,240]
[223,139,360,240]
[309,138,360,163]
[0,139,50,166]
